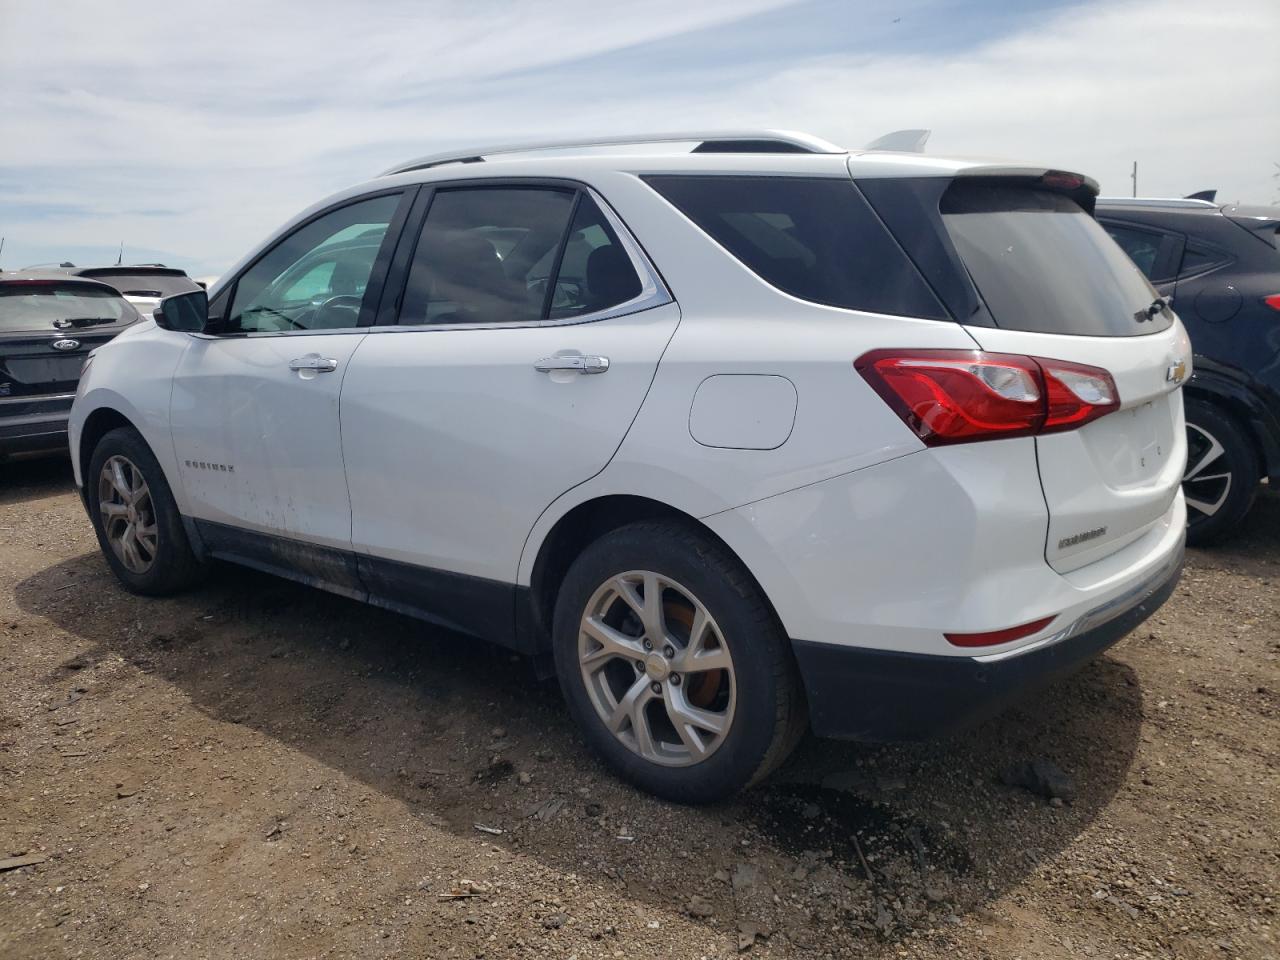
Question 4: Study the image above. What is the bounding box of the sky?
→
[1,0,1277,277]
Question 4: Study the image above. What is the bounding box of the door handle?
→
[289,356,338,373]
[534,355,610,375]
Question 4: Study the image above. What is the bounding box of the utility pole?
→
[1131,161,1138,198]
[116,242,123,266]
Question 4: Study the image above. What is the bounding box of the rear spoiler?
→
[953,165,1100,213]
[0,276,120,292]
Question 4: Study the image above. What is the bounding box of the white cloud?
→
[1,0,1276,273]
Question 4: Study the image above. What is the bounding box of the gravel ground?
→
[1,457,1276,960]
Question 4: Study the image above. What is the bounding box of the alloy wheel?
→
[98,455,158,573]
[578,571,736,767]
[1183,422,1232,521]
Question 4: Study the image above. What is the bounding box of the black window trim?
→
[371,176,672,334]
[203,185,418,339]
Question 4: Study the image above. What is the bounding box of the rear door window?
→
[645,176,946,319]
[398,187,644,325]
[941,183,1169,336]
[1100,221,1181,283]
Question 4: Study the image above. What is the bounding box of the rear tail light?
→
[856,349,1119,446]
[1264,294,1280,312]
[945,615,1056,648]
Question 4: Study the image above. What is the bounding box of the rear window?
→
[81,271,198,298]
[0,283,138,332]
[645,176,946,319]
[941,183,1169,336]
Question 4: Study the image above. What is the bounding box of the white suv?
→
[70,131,1190,803]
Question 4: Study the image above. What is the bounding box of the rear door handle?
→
[289,356,338,373]
[534,355,610,375]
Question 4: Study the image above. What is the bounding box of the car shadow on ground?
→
[0,455,76,506]
[14,538,1152,949]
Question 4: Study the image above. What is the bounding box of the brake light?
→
[1264,294,1280,312]
[856,349,1119,445]
[945,615,1056,648]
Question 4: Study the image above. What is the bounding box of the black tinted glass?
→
[0,284,137,332]
[549,195,642,319]
[401,187,576,325]
[646,176,946,319]
[1179,244,1230,278]
[82,271,198,298]
[1102,223,1164,279]
[941,184,1168,337]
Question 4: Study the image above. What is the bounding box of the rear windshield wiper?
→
[1134,295,1173,323]
[52,316,119,329]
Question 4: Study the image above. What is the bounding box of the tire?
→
[1182,399,1259,547]
[86,427,206,595]
[552,520,806,804]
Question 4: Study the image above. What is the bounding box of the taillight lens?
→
[1264,294,1280,312]
[856,349,1119,446]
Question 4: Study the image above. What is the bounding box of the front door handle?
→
[289,356,338,373]
[534,354,610,375]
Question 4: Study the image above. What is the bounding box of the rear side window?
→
[1178,243,1231,278]
[941,183,1169,337]
[645,176,946,319]
[0,283,137,332]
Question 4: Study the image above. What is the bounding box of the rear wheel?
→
[1182,400,1259,546]
[552,521,805,803]
[87,427,206,594]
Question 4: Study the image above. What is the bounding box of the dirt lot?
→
[0,458,1276,960]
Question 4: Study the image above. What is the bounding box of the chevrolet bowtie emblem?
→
[1165,360,1187,385]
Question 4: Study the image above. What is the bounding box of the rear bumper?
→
[0,397,72,456]
[793,540,1183,741]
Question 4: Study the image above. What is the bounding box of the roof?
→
[1095,197,1221,212]
[25,263,190,276]
[374,128,1073,185]
[0,270,122,289]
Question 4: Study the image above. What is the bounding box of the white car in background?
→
[69,130,1190,802]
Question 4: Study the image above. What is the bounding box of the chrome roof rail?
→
[378,130,846,177]
[1096,196,1219,209]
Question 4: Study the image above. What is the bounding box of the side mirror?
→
[154,290,209,333]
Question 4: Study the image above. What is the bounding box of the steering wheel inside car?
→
[313,294,364,329]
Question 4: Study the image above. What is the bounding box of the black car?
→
[1097,196,1280,544]
[0,275,141,460]
[27,263,203,318]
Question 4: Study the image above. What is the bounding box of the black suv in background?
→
[0,275,141,460]
[1097,197,1280,544]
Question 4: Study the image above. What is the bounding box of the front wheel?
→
[87,427,206,595]
[552,521,806,803]
[1182,400,1259,546]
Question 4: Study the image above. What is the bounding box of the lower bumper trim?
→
[792,545,1184,742]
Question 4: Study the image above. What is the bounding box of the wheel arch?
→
[1184,370,1280,481]
[78,407,142,491]
[524,494,784,655]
